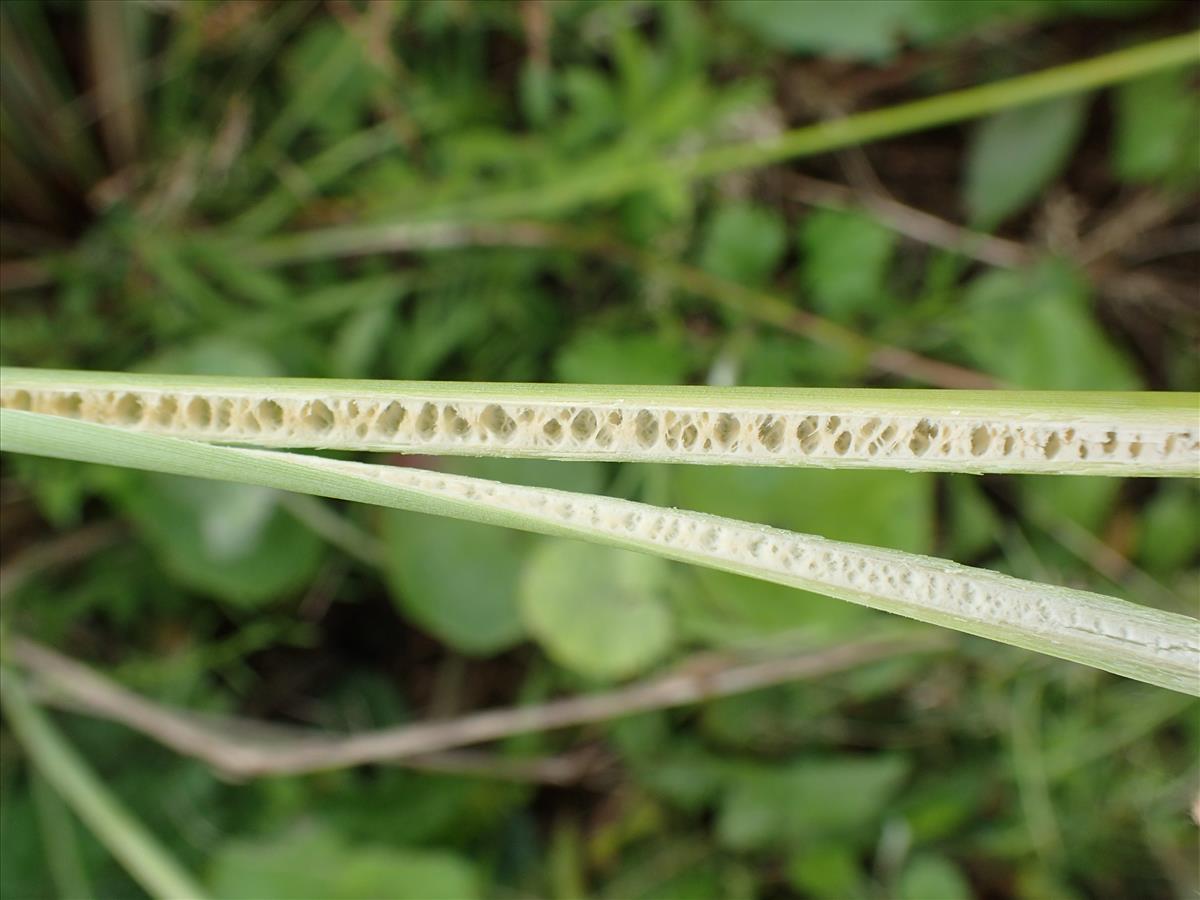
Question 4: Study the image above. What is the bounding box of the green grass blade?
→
[249,33,1200,230]
[3,409,1196,695]
[0,666,210,900]
[2,369,1197,476]
[30,770,94,900]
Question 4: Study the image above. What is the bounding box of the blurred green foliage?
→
[1,1,1197,898]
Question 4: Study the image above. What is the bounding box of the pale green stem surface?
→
[0,666,210,900]
[3,369,1197,476]
[3,409,1197,695]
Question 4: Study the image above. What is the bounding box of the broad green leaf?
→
[800,209,896,321]
[898,854,972,900]
[958,265,1140,389]
[208,825,479,900]
[787,844,867,899]
[898,772,987,842]
[724,0,1123,61]
[723,0,921,61]
[519,540,674,680]
[381,508,527,654]
[699,203,785,288]
[717,756,909,849]
[904,0,1050,43]
[115,474,323,608]
[635,746,730,813]
[555,331,693,385]
[323,770,529,848]
[1113,69,1200,183]
[964,95,1087,229]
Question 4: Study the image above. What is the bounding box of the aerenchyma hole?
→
[635,409,659,448]
[1044,432,1061,459]
[758,417,784,452]
[303,400,334,433]
[714,413,739,448]
[909,419,933,455]
[543,419,563,443]
[442,405,470,437]
[154,396,178,426]
[257,399,284,429]
[970,425,991,457]
[187,396,212,428]
[375,401,406,436]
[9,390,31,410]
[480,404,515,440]
[570,409,598,440]
[416,403,438,438]
[53,392,83,418]
[241,406,262,433]
[114,393,144,425]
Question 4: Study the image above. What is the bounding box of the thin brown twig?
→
[1077,190,1185,267]
[787,172,1031,270]
[10,633,944,779]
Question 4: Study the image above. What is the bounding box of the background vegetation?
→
[1,1,1197,897]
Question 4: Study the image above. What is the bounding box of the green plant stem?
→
[0,667,210,900]
[3,368,1196,476]
[3,409,1196,695]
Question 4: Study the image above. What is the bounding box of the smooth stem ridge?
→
[0,668,210,900]
[3,409,1197,695]
[2,369,1197,476]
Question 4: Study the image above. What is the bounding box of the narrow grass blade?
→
[3,409,1197,695]
[2,369,1197,476]
[251,33,1199,227]
[0,667,210,900]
